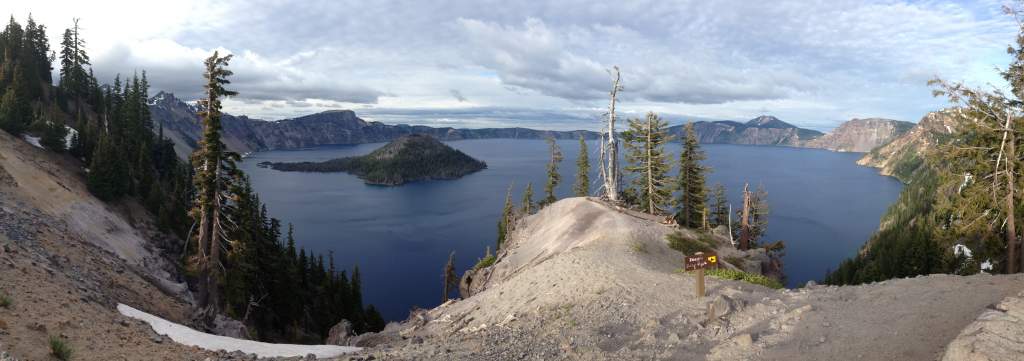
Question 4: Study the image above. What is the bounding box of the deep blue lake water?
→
[240,139,902,321]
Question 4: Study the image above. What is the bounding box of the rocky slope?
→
[0,130,225,360]
[804,118,914,152]
[671,115,824,146]
[261,134,487,185]
[150,92,599,158]
[331,198,1024,360]
[856,111,957,183]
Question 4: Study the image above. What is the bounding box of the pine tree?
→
[675,123,708,228]
[87,135,126,200]
[623,111,673,214]
[574,135,590,197]
[40,118,68,152]
[541,137,563,206]
[22,15,51,97]
[497,183,514,249]
[709,183,728,228]
[749,185,769,245]
[58,19,92,117]
[350,266,365,332]
[521,182,534,215]
[0,65,31,134]
[189,51,240,322]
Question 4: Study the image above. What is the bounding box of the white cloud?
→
[9,0,1021,128]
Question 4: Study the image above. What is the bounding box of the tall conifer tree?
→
[521,182,535,215]
[574,136,590,197]
[675,123,708,228]
[709,183,729,228]
[189,51,240,321]
[623,112,673,214]
[541,137,563,206]
[497,184,514,249]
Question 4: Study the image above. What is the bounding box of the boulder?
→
[325,319,354,346]
[212,314,249,339]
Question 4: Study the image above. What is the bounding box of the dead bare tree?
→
[739,183,751,251]
[442,251,457,302]
[600,66,623,201]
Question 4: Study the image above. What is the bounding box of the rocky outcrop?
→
[942,291,1024,361]
[671,115,824,146]
[150,92,600,158]
[326,320,354,346]
[805,118,914,152]
[856,111,957,183]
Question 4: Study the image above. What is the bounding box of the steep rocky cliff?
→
[805,118,914,152]
[670,115,824,146]
[150,92,599,158]
[856,111,957,183]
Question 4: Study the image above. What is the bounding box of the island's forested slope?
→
[262,134,487,185]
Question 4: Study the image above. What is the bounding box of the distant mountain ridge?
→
[668,115,825,146]
[150,92,912,158]
[149,92,601,158]
[806,118,915,153]
[856,111,957,182]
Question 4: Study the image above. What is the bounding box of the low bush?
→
[704,268,784,289]
[50,335,73,361]
[473,255,496,270]
[631,241,648,254]
[724,256,746,269]
[666,231,713,254]
[0,292,11,308]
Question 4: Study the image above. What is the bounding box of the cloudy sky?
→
[10,0,1020,130]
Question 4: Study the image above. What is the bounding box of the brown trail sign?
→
[684,251,718,271]
[685,251,718,298]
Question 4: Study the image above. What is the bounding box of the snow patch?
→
[117,304,360,358]
[953,244,973,258]
[981,260,993,271]
[21,135,42,149]
[65,126,78,149]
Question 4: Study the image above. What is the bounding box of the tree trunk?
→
[740,183,751,251]
[1008,130,1018,274]
[646,116,655,214]
[604,67,621,202]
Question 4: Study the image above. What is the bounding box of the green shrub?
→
[49,335,73,361]
[666,231,713,254]
[0,292,11,308]
[473,255,496,270]
[703,268,783,289]
[724,256,746,268]
[631,241,648,254]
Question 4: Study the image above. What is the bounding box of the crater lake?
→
[239,139,903,320]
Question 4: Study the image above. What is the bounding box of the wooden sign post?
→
[684,251,718,299]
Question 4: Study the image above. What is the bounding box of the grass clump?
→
[473,254,496,270]
[0,292,11,308]
[666,231,714,254]
[724,256,746,268]
[49,335,73,361]
[631,240,648,254]
[704,268,783,289]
